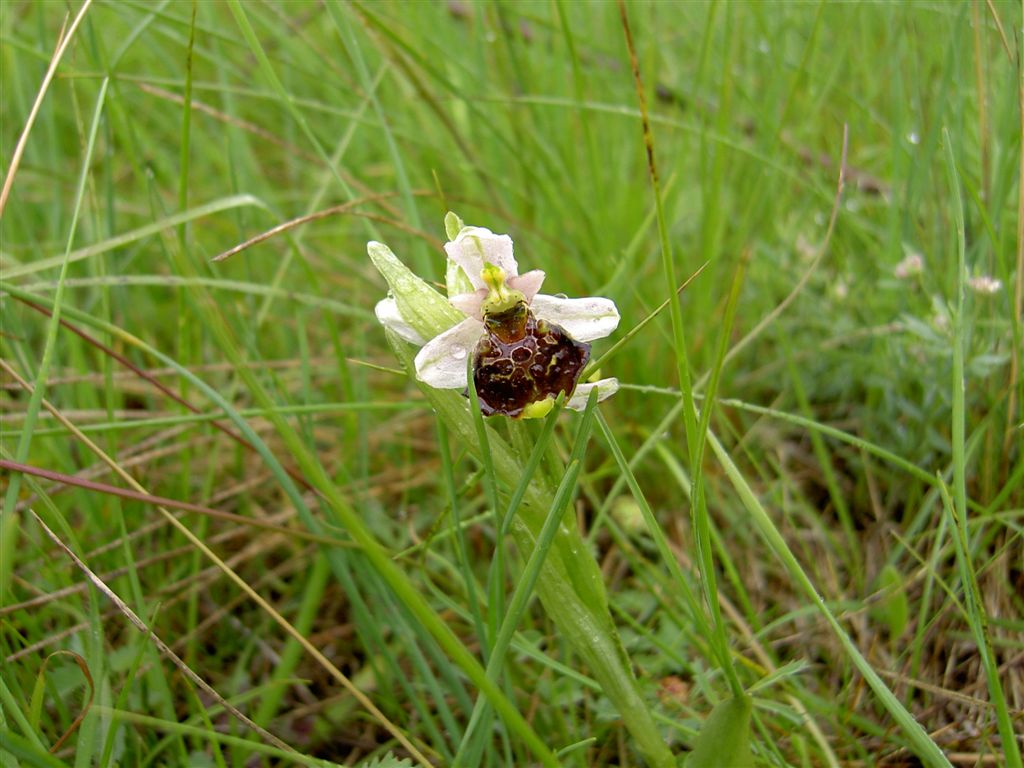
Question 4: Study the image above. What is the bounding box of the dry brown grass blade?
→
[37,650,95,753]
[983,0,1013,61]
[136,81,320,163]
[6,539,220,620]
[5,509,301,662]
[0,0,93,216]
[0,456,354,549]
[210,192,438,262]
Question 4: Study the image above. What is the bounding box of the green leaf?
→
[685,695,754,768]
[870,564,909,640]
[444,210,464,240]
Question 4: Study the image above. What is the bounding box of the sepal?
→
[368,240,463,340]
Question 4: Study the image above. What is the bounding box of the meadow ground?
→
[1,1,1021,766]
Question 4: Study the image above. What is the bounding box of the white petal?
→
[532,294,620,342]
[444,226,517,290]
[413,317,483,389]
[375,297,425,345]
[509,269,545,303]
[567,378,619,410]
[449,290,486,320]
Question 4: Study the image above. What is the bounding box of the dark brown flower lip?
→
[471,306,590,418]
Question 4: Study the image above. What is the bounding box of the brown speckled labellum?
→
[472,301,590,418]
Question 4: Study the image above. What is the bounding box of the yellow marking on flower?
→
[480,262,526,317]
[520,396,555,420]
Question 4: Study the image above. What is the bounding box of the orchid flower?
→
[368,219,675,767]
[373,216,620,418]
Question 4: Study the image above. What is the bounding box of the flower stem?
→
[390,336,675,766]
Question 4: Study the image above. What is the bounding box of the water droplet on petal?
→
[452,347,467,360]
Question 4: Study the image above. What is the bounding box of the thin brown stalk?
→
[24,506,293,751]
[136,81,320,163]
[984,0,1013,61]
[14,430,207,514]
[6,613,114,663]
[211,193,438,262]
[0,0,93,215]
[0,457,353,549]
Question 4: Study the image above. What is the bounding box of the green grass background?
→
[2,1,1021,766]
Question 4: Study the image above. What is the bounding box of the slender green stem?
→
[943,128,1022,768]
[467,356,503,655]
